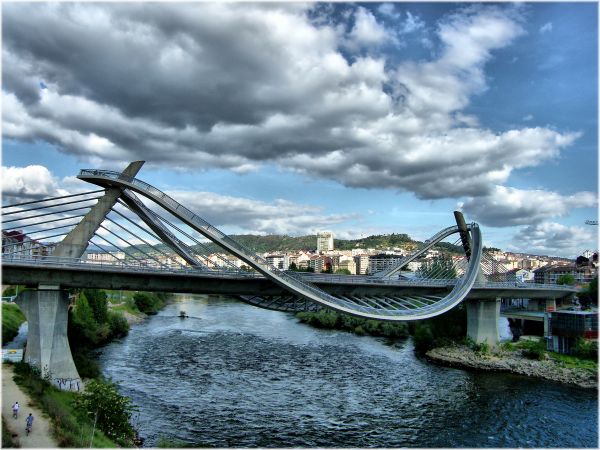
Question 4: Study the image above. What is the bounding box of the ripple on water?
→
[95,296,598,448]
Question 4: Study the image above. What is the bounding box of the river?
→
[94,295,598,448]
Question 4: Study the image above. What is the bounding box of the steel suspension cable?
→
[88,239,127,263]
[2,205,95,225]
[98,224,170,269]
[2,196,102,216]
[90,233,149,266]
[2,189,105,209]
[2,214,86,232]
[107,209,190,268]
[152,213,239,270]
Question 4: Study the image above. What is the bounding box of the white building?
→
[317,231,334,253]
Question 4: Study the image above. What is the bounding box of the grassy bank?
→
[2,417,19,448]
[296,309,409,338]
[2,302,26,344]
[296,304,467,348]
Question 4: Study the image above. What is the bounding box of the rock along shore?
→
[426,345,597,390]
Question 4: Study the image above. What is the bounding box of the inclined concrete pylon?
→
[16,161,144,390]
[455,211,500,346]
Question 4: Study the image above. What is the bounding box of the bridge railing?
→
[1,254,262,278]
[2,254,575,294]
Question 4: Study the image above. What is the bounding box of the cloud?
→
[460,185,597,227]
[539,22,553,34]
[400,11,425,34]
[523,114,533,121]
[346,6,389,49]
[2,164,357,237]
[2,3,580,200]
[163,190,357,236]
[510,222,595,258]
[2,165,64,201]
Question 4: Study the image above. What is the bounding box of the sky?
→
[2,2,598,258]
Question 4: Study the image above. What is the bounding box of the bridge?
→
[1,161,575,389]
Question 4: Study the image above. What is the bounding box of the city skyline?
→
[2,2,598,258]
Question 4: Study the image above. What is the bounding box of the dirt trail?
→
[2,364,58,448]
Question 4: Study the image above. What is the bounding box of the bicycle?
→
[12,409,18,420]
[25,423,32,436]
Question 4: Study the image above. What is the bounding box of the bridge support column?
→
[15,288,81,391]
[466,298,500,346]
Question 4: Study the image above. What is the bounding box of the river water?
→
[95,295,598,448]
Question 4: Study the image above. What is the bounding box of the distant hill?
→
[104,232,463,256]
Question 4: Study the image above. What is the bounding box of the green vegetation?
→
[556,274,576,285]
[411,304,467,353]
[550,352,598,372]
[296,310,410,338]
[579,276,598,309]
[334,268,351,275]
[75,379,138,445]
[132,291,167,315]
[2,285,26,297]
[11,362,120,447]
[2,302,26,344]
[68,289,130,378]
[509,337,598,370]
[517,338,546,360]
[2,417,19,448]
[572,337,598,360]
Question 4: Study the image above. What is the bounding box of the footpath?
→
[2,364,58,448]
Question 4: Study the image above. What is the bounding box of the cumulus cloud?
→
[2,3,580,201]
[2,165,64,200]
[2,164,358,237]
[164,190,356,236]
[510,222,596,258]
[347,7,388,49]
[460,186,597,227]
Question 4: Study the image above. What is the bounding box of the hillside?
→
[105,232,463,256]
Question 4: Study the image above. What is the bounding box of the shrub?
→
[133,292,165,314]
[108,311,129,338]
[413,323,434,353]
[572,338,598,360]
[75,379,137,446]
[520,339,546,360]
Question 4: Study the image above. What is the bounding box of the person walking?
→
[25,413,34,435]
[12,401,19,419]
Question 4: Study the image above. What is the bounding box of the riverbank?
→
[426,344,598,389]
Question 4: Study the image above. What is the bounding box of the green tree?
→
[75,379,137,445]
[556,274,576,285]
[288,262,298,271]
[82,289,108,324]
[335,268,351,275]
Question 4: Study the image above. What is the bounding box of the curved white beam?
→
[78,169,483,321]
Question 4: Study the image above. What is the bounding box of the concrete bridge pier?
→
[15,287,81,391]
[466,298,501,346]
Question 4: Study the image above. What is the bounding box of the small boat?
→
[179,310,187,318]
